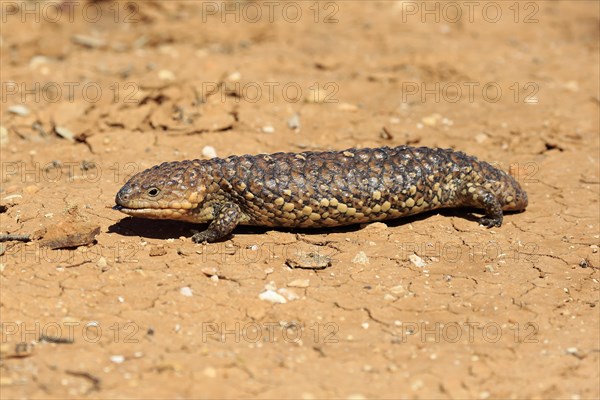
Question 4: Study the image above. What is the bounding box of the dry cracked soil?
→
[1,1,599,399]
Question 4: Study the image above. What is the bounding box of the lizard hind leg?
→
[192,202,242,243]
[459,185,503,228]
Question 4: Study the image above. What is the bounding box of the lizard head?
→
[114,160,207,221]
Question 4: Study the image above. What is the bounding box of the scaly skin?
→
[114,146,528,243]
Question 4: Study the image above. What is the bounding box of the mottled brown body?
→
[114,146,528,242]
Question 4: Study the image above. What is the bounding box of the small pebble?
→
[563,81,579,92]
[259,289,287,304]
[117,296,125,303]
[210,275,219,282]
[72,34,106,48]
[149,244,167,257]
[409,253,426,267]
[277,288,300,301]
[288,279,310,288]
[180,287,193,297]
[8,105,30,116]
[54,126,75,142]
[29,55,50,69]
[110,355,125,364]
[390,285,405,294]
[158,69,175,81]
[202,145,217,159]
[287,113,301,130]
[421,113,441,127]
[590,245,598,253]
[96,257,108,269]
[337,103,358,111]
[475,133,488,143]
[286,251,331,269]
[203,366,217,378]
[23,185,38,194]
[411,379,424,390]
[262,125,275,134]
[364,222,388,230]
[227,71,241,81]
[352,251,369,265]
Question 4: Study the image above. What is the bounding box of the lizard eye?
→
[147,187,160,197]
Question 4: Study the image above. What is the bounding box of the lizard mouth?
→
[113,204,190,220]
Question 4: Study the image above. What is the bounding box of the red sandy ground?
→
[1,1,599,398]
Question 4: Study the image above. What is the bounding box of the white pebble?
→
[352,251,369,265]
[287,113,301,130]
[117,296,125,303]
[409,253,426,267]
[421,113,441,126]
[259,289,287,304]
[262,125,275,134]
[29,55,50,69]
[227,71,241,81]
[8,105,30,116]
[202,145,217,158]
[158,69,175,81]
[566,347,578,354]
[210,275,219,282]
[180,286,193,297]
[277,288,299,301]
[110,355,125,364]
[55,126,75,142]
[96,257,107,269]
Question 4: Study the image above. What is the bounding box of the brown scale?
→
[114,146,528,243]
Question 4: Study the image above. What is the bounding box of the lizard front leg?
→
[192,202,242,243]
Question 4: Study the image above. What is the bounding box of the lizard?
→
[113,146,528,243]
